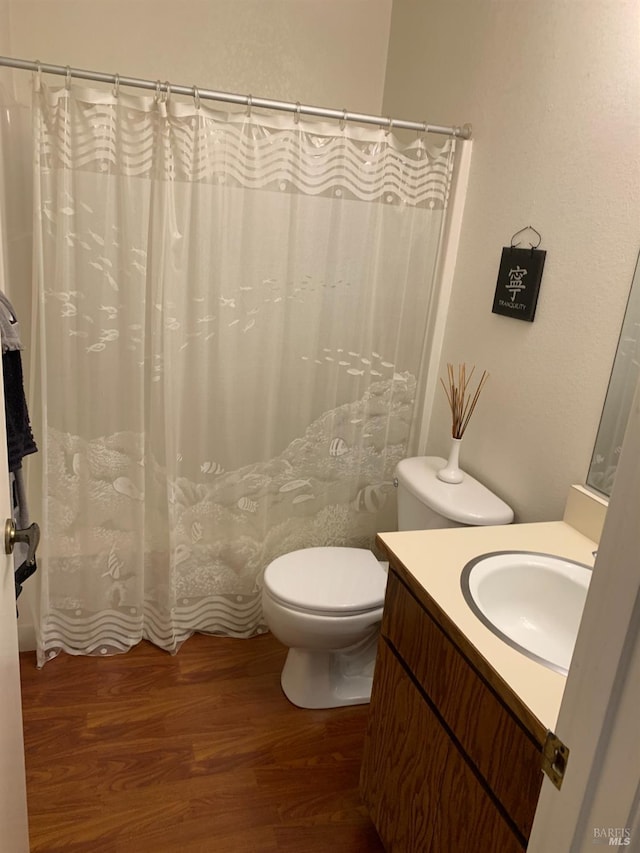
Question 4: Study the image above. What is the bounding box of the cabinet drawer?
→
[382,570,542,839]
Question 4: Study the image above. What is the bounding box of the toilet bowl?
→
[262,456,513,709]
[262,546,388,709]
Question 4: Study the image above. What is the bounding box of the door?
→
[0,346,29,849]
[528,379,640,850]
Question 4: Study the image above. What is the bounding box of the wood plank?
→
[20,633,383,853]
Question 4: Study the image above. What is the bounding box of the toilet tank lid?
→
[395,456,514,526]
[264,547,388,613]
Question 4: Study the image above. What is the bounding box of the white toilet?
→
[261,455,514,709]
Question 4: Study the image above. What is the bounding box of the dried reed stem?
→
[440,363,489,439]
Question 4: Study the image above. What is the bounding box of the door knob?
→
[4,519,40,565]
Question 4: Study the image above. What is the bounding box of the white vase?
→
[437,437,464,484]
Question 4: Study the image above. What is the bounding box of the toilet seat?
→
[263,547,387,616]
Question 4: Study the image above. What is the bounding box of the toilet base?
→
[280,629,379,709]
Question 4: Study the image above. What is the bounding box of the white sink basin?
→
[461,551,592,675]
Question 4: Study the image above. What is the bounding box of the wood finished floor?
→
[19,632,385,853]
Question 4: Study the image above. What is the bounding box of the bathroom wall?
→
[5,0,392,109]
[0,2,9,53]
[383,0,640,521]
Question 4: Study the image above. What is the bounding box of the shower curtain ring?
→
[112,73,120,98]
[416,120,427,158]
[163,81,171,102]
[34,59,42,89]
[385,117,394,136]
[64,65,72,90]
[294,101,301,124]
[155,80,162,102]
[340,108,348,131]
[246,94,253,117]
[192,85,201,111]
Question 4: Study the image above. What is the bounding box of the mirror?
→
[587,251,640,497]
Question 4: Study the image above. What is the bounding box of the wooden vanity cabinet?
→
[360,565,545,852]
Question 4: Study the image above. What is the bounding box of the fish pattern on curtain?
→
[31,80,456,664]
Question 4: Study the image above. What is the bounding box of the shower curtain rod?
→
[0,55,472,139]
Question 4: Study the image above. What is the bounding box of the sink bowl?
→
[461,551,592,675]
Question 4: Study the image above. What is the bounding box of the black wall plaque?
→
[492,247,546,322]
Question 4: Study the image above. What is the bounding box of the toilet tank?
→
[396,475,463,531]
[394,456,514,532]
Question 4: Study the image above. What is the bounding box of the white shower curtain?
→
[30,78,456,663]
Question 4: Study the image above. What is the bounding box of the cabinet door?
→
[361,642,523,853]
[382,571,542,838]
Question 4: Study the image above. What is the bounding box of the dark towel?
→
[3,349,37,472]
[15,558,37,600]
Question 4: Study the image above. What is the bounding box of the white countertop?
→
[377,520,597,732]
